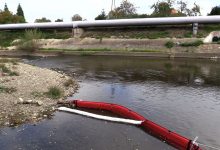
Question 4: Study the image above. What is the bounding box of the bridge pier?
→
[192,23,199,36]
[72,28,84,38]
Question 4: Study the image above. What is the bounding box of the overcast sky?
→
[0,0,219,22]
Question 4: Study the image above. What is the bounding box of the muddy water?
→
[1,56,220,150]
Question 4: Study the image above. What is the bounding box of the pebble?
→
[37,101,43,106]
[0,62,78,127]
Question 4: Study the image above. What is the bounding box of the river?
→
[0,55,220,150]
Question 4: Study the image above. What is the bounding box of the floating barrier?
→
[58,100,201,150]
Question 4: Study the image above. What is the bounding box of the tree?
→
[0,11,24,24]
[55,19,63,22]
[187,3,201,16]
[151,1,173,17]
[95,9,107,20]
[209,6,220,15]
[108,0,137,19]
[150,0,194,17]
[177,0,187,14]
[16,4,25,23]
[0,3,25,24]
[4,3,9,12]
[35,17,51,23]
[72,14,82,21]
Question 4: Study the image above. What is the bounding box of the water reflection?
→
[27,56,220,86]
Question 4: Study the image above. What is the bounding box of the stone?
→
[37,101,43,106]
[18,98,24,103]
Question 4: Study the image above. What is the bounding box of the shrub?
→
[64,79,75,87]
[45,86,63,99]
[180,40,203,47]
[184,32,192,38]
[165,41,174,49]
[16,29,43,52]
[8,71,19,76]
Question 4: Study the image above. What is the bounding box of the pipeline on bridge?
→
[0,16,220,30]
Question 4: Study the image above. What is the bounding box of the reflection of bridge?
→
[0,16,220,36]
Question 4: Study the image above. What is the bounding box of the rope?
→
[198,142,220,150]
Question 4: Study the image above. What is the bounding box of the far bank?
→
[1,37,220,59]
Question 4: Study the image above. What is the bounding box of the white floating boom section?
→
[58,107,143,125]
[0,16,220,30]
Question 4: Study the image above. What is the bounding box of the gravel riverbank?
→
[0,58,78,127]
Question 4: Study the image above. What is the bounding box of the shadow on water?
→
[1,55,220,150]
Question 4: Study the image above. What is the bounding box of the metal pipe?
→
[0,16,220,30]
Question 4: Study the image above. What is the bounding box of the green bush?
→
[165,41,174,49]
[180,40,203,47]
[16,29,43,52]
[0,31,25,47]
[45,86,63,99]
[184,32,192,38]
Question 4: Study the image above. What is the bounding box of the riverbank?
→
[1,37,220,59]
[0,58,78,127]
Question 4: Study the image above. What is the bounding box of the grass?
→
[130,49,161,52]
[183,32,192,38]
[180,40,203,47]
[40,48,111,52]
[0,58,19,64]
[41,48,162,53]
[45,86,63,99]
[77,48,111,51]
[80,52,95,56]
[148,31,170,39]
[130,31,170,39]
[203,24,220,32]
[0,64,19,76]
[41,30,71,39]
[31,91,44,98]
[0,85,17,94]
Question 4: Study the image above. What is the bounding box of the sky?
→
[0,0,219,23]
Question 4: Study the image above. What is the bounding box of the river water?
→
[1,56,220,150]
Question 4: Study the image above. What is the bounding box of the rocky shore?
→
[0,58,78,127]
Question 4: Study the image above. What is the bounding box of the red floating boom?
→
[71,100,201,150]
